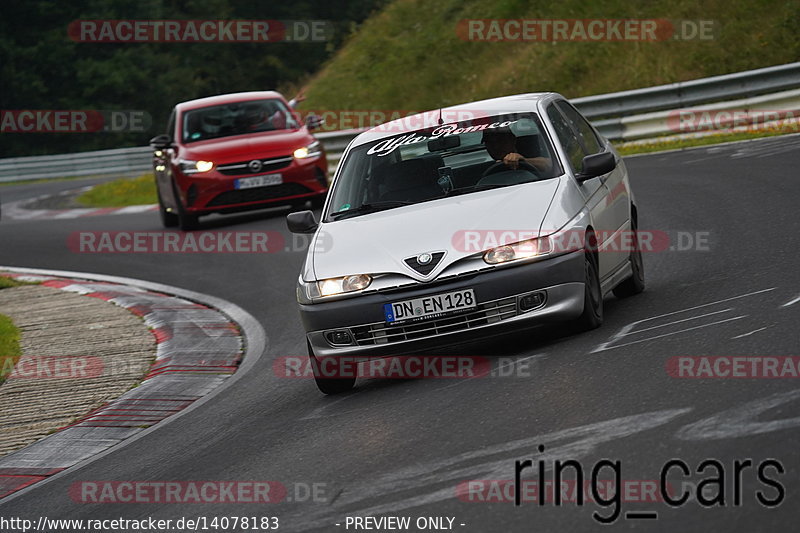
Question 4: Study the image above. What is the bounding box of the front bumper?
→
[300,250,585,357]
[176,156,328,215]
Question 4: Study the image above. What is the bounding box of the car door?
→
[545,103,617,279]
[556,101,630,276]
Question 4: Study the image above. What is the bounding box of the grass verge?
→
[0,276,28,386]
[0,314,21,386]
[76,173,158,208]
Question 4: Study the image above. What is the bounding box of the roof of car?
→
[175,91,286,112]
[349,92,561,147]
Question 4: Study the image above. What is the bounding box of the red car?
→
[150,91,328,230]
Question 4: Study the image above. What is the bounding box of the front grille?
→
[351,296,518,346]
[217,156,293,176]
[207,183,313,207]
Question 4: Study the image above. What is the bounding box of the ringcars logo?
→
[69,481,286,503]
[457,19,717,42]
[667,109,800,134]
[67,20,333,43]
[0,110,150,133]
[274,355,492,379]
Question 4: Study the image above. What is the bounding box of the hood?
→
[179,128,313,163]
[311,178,565,282]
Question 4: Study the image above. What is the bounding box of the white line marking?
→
[52,208,97,219]
[732,326,769,339]
[286,408,693,531]
[619,308,733,337]
[783,295,800,308]
[597,316,747,352]
[593,287,775,353]
[637,287,775,322]
[115,204,158,214]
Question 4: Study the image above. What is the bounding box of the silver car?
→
[287,93,644,394]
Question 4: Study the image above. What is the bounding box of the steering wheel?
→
[482,159,540,178]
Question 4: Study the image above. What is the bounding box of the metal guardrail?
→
[572,62,800,120]
[0,147,151,183]
[1,61,798,183]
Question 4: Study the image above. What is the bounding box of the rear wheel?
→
[308,341,356,395]
[612,217,645,298]
[572,244,603,332]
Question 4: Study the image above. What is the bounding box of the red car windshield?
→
[182,99,299,143]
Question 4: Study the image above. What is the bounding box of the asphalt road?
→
[1,135,799,532]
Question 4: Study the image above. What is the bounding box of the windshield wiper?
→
[328,200,413,221]
[446,182,512,197]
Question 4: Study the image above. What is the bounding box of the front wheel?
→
[308,342,356,395]
[157,190,178,228]
[571,249,603,332]
[171,182,199,231]
[612,219,645,298]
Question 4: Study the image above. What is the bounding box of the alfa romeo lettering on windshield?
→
[288,93,644,394]
[366,119,519,157]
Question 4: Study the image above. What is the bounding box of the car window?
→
[181,98,299,143]
[326,113,560,221]
[546,104,586,172]
[556,101,603,155]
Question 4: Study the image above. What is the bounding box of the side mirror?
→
[287,210,319,234]
[576,152,616,182]
[305,114,324,130]
[149,134,173,150]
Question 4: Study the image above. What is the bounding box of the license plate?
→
[235,174,282,189]
[384,289,476,324]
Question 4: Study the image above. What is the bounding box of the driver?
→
[482,129,552,174]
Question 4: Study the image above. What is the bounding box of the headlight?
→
[179,159,214,174]
[296,274,373,304]
[293,141,321,159]
[483,237,552,265]
[318,274,372,296]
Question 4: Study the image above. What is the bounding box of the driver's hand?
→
[502,152,524,170]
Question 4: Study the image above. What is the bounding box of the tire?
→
[612,218,645,298]
[157,190,179,228]
[178,211,199,232]
[171,182,199,231]
[308,341,356,395]
[572,246,603,332]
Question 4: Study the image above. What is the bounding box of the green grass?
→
[76,173,158,207]
[303,0,800,112]
[0,308,22,385]
[0,276,38,290]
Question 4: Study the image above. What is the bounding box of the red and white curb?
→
[2,187,157,221]
[0,268,265,501]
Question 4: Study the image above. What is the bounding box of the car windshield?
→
[325,112,561,221]
[182,98,299,143]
